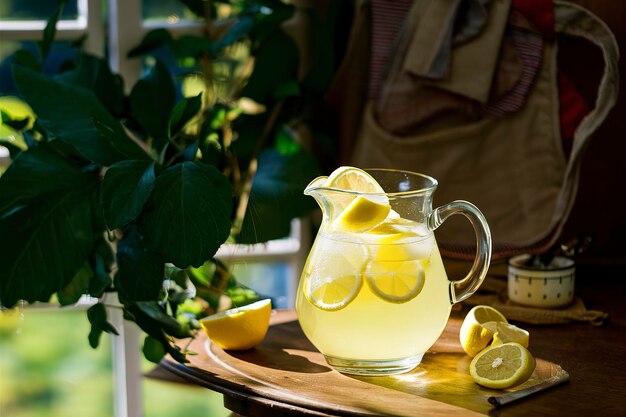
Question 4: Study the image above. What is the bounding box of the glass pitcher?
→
[295,168,491,375]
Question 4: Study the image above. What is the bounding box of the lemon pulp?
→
[470,342,536,389]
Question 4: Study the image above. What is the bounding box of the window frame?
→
[1,2,310,416]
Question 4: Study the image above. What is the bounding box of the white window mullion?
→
[81,0,104,56]
[107,0,144,90]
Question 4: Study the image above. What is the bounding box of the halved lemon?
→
[483,321,530,348]
[304,274,363,311]
[459,305,508,357]
[200,299,272,351]
[470,342,536,389]
[334,195,391,232]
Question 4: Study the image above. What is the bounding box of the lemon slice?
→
[334,195,391,232]
[483,321,530,348]
[459,305,508,357]
[366,259,425,303]
[470,342,536,389]
[326,166,386,193]
[200,299,272,351]
[305,175,328,191]
[305,274,363,311]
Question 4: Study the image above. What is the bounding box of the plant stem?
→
[230,100,284,237]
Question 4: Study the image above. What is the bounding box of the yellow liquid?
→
[295,227,452,361]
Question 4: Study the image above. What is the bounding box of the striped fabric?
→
[484,29,543,117]
[369,0,413,100]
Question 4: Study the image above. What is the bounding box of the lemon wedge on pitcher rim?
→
[325,166,386,193]
[459,305,508,357]
[200,299,271,351]
[470,342,536,389]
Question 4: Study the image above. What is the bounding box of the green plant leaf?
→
[141,161,232,268]
[12,49,41,72]
[114,225,165,303]
[0,144,95,216]
[238,149,320,243]
[57,263,92,306]
[127,28,173,58]
[87,303,119,348]
[12,66,150,166]
[168,93,202,139]
[89,237,114,298]
[211,15,254,54]
[123,303,188,363]
[129,59,176,151]
[143,335,166,364]
[178,0,206,19]
[273,80,300,99]
[101,160,156,229]
[241,29,298,104]
[56,54,126,116]
[39,0,67,62]
[0,188,101,307]
[171,35,213,58]
[135,301,191,339]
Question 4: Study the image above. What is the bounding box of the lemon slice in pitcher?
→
[305,274,363,311]
[366,260,425,303]
[335,195,391,232]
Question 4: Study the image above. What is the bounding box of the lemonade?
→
[295,166,492,375]
[295,223,452,365]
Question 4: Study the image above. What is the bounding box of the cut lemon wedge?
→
[305,274,363,311]
[200,299,272,351]
[335,195,391,232]
[366,259,425,303]
[470,342,536,389]
[326,166,386,193]
[459,305,508,357]
[483,321,530,348]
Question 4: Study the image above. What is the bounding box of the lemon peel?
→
[200,299,272,351]
[459,305,508,357]
[483,321,530,348]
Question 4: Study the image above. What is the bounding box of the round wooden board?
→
[162,310,566,416]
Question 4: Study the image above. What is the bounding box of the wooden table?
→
[157,264,626,416]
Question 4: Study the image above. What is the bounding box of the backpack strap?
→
[550,1,619,239]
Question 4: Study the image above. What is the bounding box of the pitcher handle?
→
[428,200,492,304]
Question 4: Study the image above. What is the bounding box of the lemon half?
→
[470,342,536,389]
[200,299,272,351]
[459,305,508,357]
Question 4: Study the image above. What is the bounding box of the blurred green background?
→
[0,308,230,417]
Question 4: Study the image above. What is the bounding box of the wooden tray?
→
[162,310,568,416]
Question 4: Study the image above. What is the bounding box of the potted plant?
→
[0,0,342,363]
